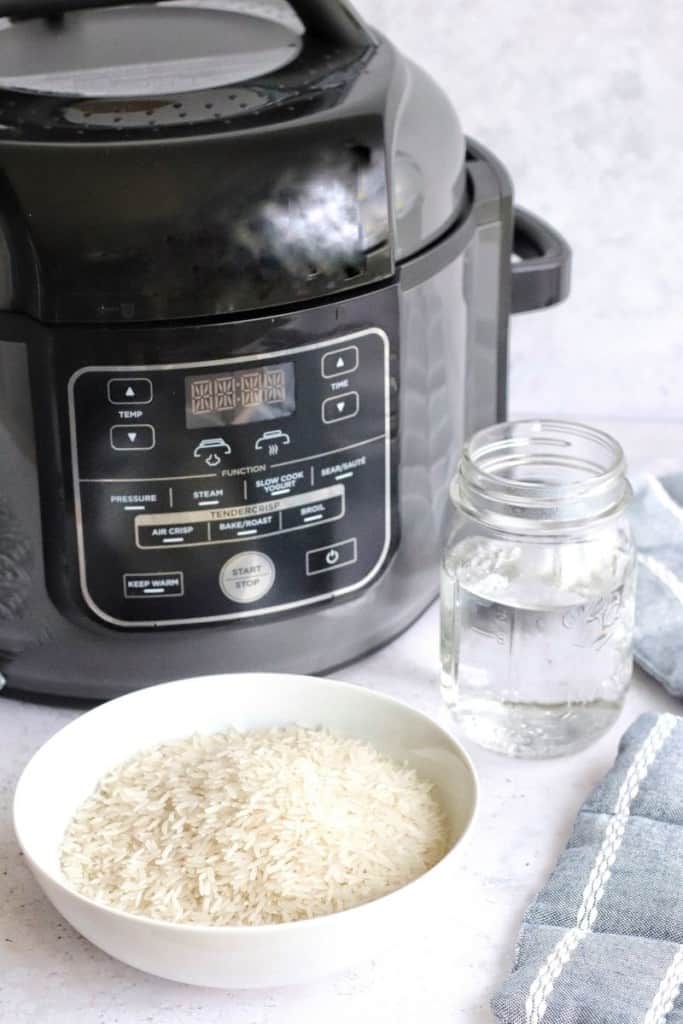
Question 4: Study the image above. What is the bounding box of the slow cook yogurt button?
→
[219,551,276,604]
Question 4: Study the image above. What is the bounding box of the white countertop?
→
[1,421,681,1024]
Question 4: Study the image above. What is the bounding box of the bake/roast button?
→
[136,521,208,548]
[210,511,279,541]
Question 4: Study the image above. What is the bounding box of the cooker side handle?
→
[510,208,572,314]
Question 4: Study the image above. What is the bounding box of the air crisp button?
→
[137,521,208,548]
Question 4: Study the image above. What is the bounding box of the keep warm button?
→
[124,572,184,598]
[306,538,358,575]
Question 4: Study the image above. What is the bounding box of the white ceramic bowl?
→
[14,673,477,989]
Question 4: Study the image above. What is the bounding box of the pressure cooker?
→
[0,0,570,697]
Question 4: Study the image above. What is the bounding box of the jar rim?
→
[454,420,631,531]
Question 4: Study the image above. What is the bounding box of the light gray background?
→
[358,0,683,422]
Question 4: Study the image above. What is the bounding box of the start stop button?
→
[219,551,276,604]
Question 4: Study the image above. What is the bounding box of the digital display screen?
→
[185,362,295,429]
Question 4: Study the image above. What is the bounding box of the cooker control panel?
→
[67,330,392,627]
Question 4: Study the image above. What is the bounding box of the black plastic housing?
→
[0,1,571,697]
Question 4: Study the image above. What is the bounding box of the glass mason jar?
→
[440,420,636,758]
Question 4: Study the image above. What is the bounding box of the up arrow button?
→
[107,377,153,405]
[321,344,359,379]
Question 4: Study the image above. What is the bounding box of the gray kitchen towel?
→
[629,474,683,698]
[492,712,683,1024]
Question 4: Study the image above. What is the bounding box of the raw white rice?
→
[60,727,448,926]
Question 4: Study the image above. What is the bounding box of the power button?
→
[306,538,358,575]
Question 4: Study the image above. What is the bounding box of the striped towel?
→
[629,475,683,698]
[491,713,683,1024]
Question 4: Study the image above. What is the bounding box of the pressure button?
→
[219,551,276,604]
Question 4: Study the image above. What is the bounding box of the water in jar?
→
[440,530,636,757]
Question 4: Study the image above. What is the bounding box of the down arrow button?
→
[322,391,359,424]
[110,424,156,451]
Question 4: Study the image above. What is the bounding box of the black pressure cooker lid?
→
[0,2,318,133]
[0,0,466,324]
[0,4,304,103]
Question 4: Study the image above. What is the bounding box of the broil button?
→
[281,494,344,530]
[219,551,276,604]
